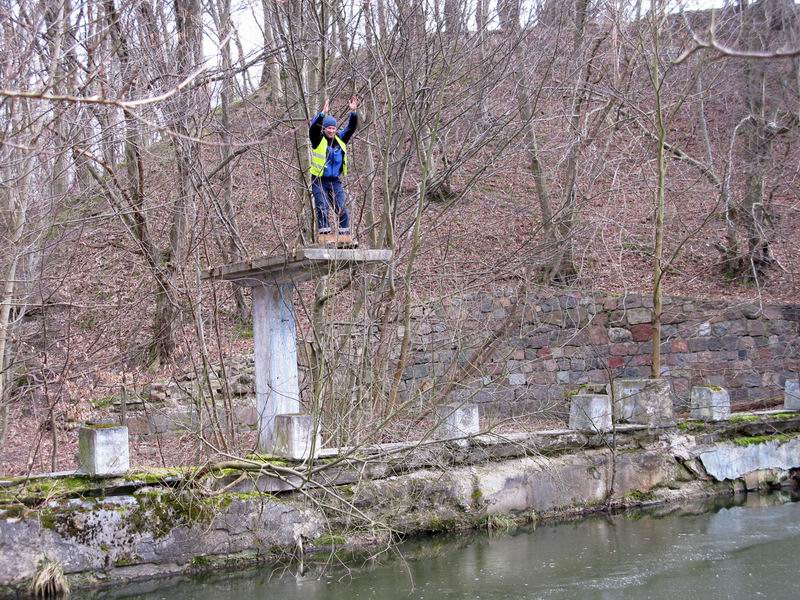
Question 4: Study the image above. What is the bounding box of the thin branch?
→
[0,65,207,108]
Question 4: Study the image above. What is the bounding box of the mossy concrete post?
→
[569,394,612,432]
[785,380,800,411]
[78,425,129,476]
[202,248,392,454]
[690,386,730,421]
[610,378,674,426]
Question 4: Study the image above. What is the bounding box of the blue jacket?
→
[309,111,359,178]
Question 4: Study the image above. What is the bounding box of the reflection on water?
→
[89,491,800,600]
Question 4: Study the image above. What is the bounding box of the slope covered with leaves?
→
[1,2,799,475]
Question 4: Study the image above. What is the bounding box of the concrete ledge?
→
[699,437,800,481]
[202,248,393,286]
[3,413,800,595]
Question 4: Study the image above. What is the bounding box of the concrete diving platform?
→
[203,247,393,286]
[202,247,392,458]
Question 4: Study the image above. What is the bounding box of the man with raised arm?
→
[309,95,359,245]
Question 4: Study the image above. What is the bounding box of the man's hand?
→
[322,98,330,114]
[348,95,358,112]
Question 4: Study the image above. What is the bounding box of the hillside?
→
[1,1,799,475]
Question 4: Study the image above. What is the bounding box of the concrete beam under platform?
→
[202,247,393,286]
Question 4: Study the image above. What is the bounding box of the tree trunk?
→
[151,0,204,364]
[260,0,284,100]
[650,0,667,379]
[214,0,248,321]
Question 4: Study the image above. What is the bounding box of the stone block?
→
[626,308,651,325]
[435,403,480,441]
[508,373,527,386]
[234,405,258,427]
[125,415,150,436]
[78,425,130,477]
[148,412,173,434]
[630,324,653,342]
[785,380,800,410]
[569,372,590,385]
[272,414,321,460]
[688,338,709,352]
[690,386,731,421]
[610,378,674,426]
[568,394,613,433]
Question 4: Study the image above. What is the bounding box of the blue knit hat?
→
[322,115,337,128]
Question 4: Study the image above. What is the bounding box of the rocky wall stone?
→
[118,291,798,430]
[402,291,799,417]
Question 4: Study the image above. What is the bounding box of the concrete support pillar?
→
[205,248,392,459]
[785,379,800,410]
[272,414,321,460]
[78,425,129,476]
[690,386,731,421]
[253,284,301,453]
[435,403,480,441]
[569,394,612,432]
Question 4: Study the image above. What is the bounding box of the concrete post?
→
[252,284,301,453]
[690,386,731,421]
[78,425,129,477]
[785,380,800,410]
[610,378,674,426]
[272,414,321,460]
[435,403,480,442]
[568,394,613,432]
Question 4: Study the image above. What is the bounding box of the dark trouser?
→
[311,176,350,234]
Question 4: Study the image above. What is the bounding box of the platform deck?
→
[202,247,392,286]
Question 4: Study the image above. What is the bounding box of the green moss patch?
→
[128,490,232,539]
[124,467,188,484]
[243,454,290,467]
[773,412,799,421]
[623,490,657,502]
[677,420,707,433]
[0,475,99,506]
[729,414,760,424]
[732,433,796,447]
[315,534,347,547]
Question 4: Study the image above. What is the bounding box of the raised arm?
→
[309,98,328,146]
[339,95,359,144]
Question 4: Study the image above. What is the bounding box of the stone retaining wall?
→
[397,290,800,419]
[118,290,799,434]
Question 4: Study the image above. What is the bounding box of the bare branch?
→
[0,65,208,108]
[674,32,800,64]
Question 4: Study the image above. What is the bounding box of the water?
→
[93,493,800,600]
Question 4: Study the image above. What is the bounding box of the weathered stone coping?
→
[0,423,662,503]
[3,410,798,503]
